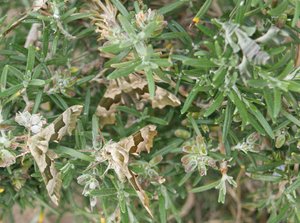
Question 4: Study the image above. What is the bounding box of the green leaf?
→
[76,120,86,150]
[118,15,135,35]
[90,188,117,197]
[111,0,130,17]
[222,100,233,143]
[263,89,274,120]
[191,180,221,193]
[108,60,140,79]
[196,23,216,37]
[83,88,91,118]
[277,60,294,79]
[42,26,50,58]
[292,1,300,27]
[145,116,168,126]
[48,94,68,110]
[248,103,274,139]
[287,81,300,93]
[157,32,187,40]
[234,0,252,24]
[28,79,46,86]
[168,21,192,47]
[150,58,172,67]
[151,138,183,157]
[26,45,35,73]
[158,0,189,15]
[117,106,140,117]
[188,116,201,135]
[32,91,43,114]
[63,13,91,23]
[204,92,225,117]
[56,146,93,162]
[145,69,155,98]
[159,195,167,223]
[76,75,95,85]
[0,84,23,98]
[247,113,266,136]
[178,172,193,187]
[212,67,227,87]
[229,90,248,127]
[181,84,201,114]
[250,174,281,182]
[8,65,23,81]
[273,89,281,119]
[104,49,130,68]
[267,205,289,223]
[269,0,289,16]
[282,110,300,127]
[285,175,300,194]
[100,43,124,54]
[182,58,216,68]
[0,65,8,92]
[194,0,213,19]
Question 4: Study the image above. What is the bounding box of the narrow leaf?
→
[191,180,221,193]
[145,69,155,99]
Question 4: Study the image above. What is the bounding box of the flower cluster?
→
[15,111,46,134]
[181,135,217,176]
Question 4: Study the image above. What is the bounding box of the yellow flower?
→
[165,42,173,49]
[0,187,5,193]
[38,210,44,223]
[70,67,79,73]
[192,17,200,24]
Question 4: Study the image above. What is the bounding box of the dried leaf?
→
[27,105,83,205]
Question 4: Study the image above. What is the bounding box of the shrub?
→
[0,0,300,222]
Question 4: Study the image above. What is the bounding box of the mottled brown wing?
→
[27,105,83,205]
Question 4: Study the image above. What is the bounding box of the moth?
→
[27,105,83,205]
[98,124,157,217]
[96,73,180,127]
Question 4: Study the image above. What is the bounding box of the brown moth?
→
[96,74,180,127]
[118,124,157,155]
[98,125,157,217]
[27,105,83,205]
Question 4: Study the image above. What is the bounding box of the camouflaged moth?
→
[27,105,83,205]
[96,74,180,127]
[98,124,157,217]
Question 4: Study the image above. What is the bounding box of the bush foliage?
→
[1,0,300,222]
